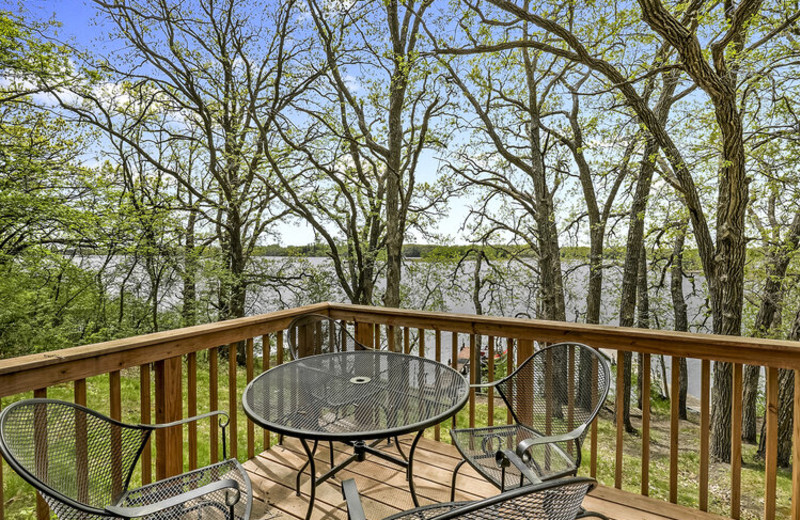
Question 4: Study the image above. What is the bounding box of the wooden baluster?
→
[545,349,553,436]
[792,368,800,520]
[669,357,680,504]
[277,331,284,366]
[545,348,553,470]
[374,323,381,349]
[229,343,238,460]
[155,357,182,478]
[110,370,122,497]
[567,345,574,457]
[276,332,284,442]
[451,332,459,440]
[246,337,255,459]
[210,347,219,464]
[517,338,533,361]
[140,364,152,484]
[188,352,198,471]
[615,351,624,489]
[74,379,88,502]
[641,354,650,496]
[469,334,477,428]
[517,339,533,428]
[404,327,411,355]
[419,328,425,358]
[700,359,710,511]
[388,325,396,352]
[731,363,743,519]
[764,367,778,520]
[487,336,495,427]
[507,338,514,425]
[355,320,374,348]
[262,334,270,450]
[591,356,598,478]
[435,330,442,441]
[33,387,47,520]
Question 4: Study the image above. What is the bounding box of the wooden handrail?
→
[0,303,330,398]
[327,303,800,369]
[4,301,800,398]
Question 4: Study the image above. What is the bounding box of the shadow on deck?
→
[242,436,727,520]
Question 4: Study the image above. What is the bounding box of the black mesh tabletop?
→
[243,351,469,442]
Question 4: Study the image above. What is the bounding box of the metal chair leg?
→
[450,459,467,501]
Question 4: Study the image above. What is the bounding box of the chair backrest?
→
[495,343,610,443]
[433,476,596,520]
[287,313,367,359]
[0,399,151,514]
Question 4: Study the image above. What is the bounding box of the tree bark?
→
[635,244,650,411]
[670,224,689,419]
[181,206,197,328]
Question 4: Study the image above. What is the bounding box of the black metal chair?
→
[450,342,610,501]
[287,313,371,359]
[0,398,252,519]
[343,475,600,520]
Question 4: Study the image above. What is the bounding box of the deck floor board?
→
[243,437,727,520]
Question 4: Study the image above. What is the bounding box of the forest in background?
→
[2,0,800,470]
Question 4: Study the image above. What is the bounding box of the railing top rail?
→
[0,303,330,397]
[3,301,800,398]
[327,303,800,370]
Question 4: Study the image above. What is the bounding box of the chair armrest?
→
[342,478,368,520]
[145,410,230,430]
[468,380,499,389]
[105,479,241,518]
[515,425,586,460]
[496,449,542,485]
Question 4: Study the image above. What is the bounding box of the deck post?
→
[155,356,183,478]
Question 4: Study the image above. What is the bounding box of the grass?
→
[1,359,791,519]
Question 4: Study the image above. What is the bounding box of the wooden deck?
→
[242,436,728,520]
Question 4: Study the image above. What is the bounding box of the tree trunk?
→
[636,243,650,411]
[181,207,197,327]
[617,137,656,433]
[742,365,761,443]
[671,224,689,419]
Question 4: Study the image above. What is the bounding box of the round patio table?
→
[243,350,469,520]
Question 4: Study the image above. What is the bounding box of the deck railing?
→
[1,302,799,519]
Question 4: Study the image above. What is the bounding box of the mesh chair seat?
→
[0,399,252,519]
[344,476,597,520]
[118,459,250,519]
[451,424,576,485]
[383,503,464,520]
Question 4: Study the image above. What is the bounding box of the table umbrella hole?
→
[350,376,371,384]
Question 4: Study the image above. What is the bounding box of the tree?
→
[434,6,569,322]
[270,0,448,307]
[477,0,799,462]
[56,0,316,335]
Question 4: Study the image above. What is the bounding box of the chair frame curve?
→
[451,342,611,497]
[0,398,251,519]
[343,475,600,520]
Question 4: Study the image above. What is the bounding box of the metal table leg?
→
[407,430,425,507]
[299,438,317,520]
[296,439,319,495]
